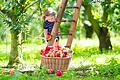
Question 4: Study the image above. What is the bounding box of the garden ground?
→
[0,37,120,80]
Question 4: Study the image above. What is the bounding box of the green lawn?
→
[0,37,120,80]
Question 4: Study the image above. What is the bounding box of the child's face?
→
[46,15,55,22]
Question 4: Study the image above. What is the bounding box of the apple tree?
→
[82,0,114,50]
[0,0,40,67]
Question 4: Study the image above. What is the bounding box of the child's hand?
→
[46,34,51,41]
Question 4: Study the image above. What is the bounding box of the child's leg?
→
[44,29,48,37]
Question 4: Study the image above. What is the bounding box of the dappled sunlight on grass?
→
[0,38,120,68]
[0,61,8,67]
[71,45,120,69]
[59,38,99,48]
[22,44,40,53]
[0,38,120,80]
[70,58,84,68]
[70,53,120,70]
[0,38,120,66]
[111,37,120,46]
[73,38,99,48]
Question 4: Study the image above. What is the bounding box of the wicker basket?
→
[41,52,73,71]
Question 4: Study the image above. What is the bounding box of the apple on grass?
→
[48,68,54,73]
[9,68,14,75]
[56,70,62,76]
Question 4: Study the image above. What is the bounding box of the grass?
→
[0,37,120,80]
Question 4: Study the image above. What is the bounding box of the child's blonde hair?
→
[43,8,56,20]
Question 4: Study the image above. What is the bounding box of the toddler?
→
[43,8,59,45]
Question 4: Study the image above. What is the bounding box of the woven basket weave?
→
[41,53,72,71]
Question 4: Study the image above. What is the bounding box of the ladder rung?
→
[66,6,79,9]
[54,33,72,36]
[60,33,72,35]
[93,1,113,3]
[64,46,70,48]
[61,20,76,22]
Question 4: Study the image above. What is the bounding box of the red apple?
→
[9,69,14,75]
[56,70,62,76]
[45,53,50,57]
[41,50,48,56]
[46,46,53,51]
[61,53,66,57]
[62,49,68,55]
[42,53,45,56]
[48,68,54,73]
[40,50,43,55]
[41,50,46,56]
[55,52,60,57]
[56,45,62,50]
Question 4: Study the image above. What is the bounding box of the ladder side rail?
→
[66,0,82,48]
[50,0,68,45]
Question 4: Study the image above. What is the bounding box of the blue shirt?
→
[44,20,54,34]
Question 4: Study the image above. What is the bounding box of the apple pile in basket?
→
[40,45,72,58]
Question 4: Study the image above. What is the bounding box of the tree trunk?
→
[83,2,112,50]
[84,23,93,38]
[98,27,112,50]
[7,30,19,67]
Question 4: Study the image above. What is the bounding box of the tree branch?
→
[101,0,111,23]
[0,8,8,14]
[83,2,100,36]
[24,1,38,12]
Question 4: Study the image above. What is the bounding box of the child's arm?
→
[44,29,51,41]
[44,20,48,38]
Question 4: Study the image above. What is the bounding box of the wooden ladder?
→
[51,0,82,48]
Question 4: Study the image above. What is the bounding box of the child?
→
[43,8,59,45]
